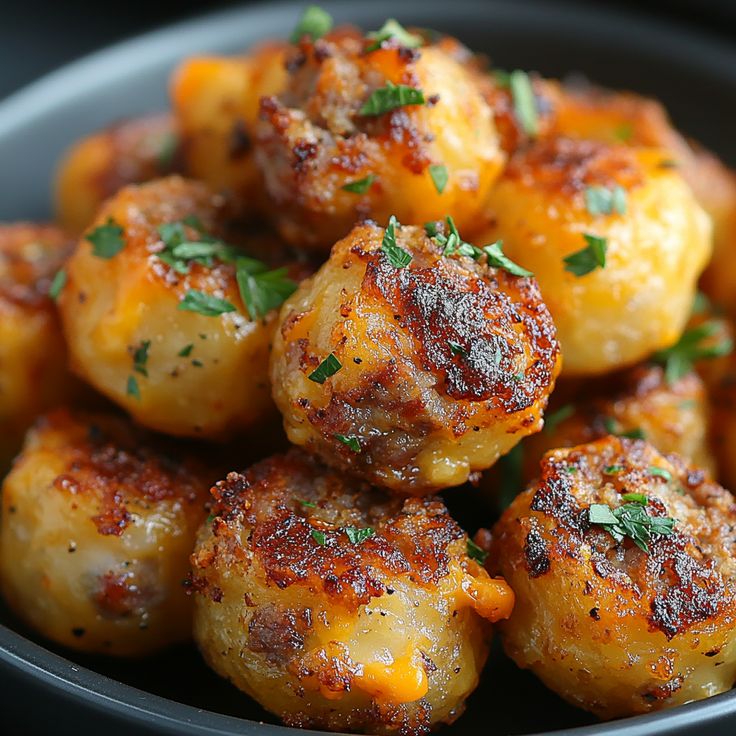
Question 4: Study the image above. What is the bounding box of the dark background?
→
[2,0,736,101]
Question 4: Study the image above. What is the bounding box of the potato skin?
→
[191,449,512,734]
[0,409,213,655]
[55,114,179,234]
[254,29,504,250]
[521,364,716,482]
[270,221,560,493]
[480,136,711,375]
[490,437,736,719]
[170,42,288,213]
[0,223,80,469]
[58,176,290,439]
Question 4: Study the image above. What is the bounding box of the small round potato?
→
[254,29,504,250]
[0,223,79,469]
[270,220,561,493]
[58,176,300,439]
[170,42,288,214]
[0,408,213,656]
[489,437,736,719]
[191,449,513,734]
[480,136,712,375]
[55,114,179,234]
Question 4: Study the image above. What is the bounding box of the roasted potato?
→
[0,408,213,655]
[0,223,80,470]
[490,437,736,719]
[480,136,711,375]
[58,176,301,439]
[191,449,513,734]
[171,42,288,213]
[55,114,179,234]
[270,220,561,493]
[254,28,504,250]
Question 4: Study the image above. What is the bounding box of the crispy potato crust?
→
[490,437,736,718]
[192,449,512,734]
[270,220,560,492]
[0,408,213,655]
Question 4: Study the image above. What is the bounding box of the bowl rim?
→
[1,0,736,734]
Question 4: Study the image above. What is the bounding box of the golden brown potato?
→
[0,223,80,469]
[254,28,504,250]
[170,42,288,213]
[520,363,716,482]
[191,449,513,734]
[55,114,179,234]
[0,408,213,655]
[270,220,561,493]
[58,176,302,439]
[489,437,736,719]
[480,136,711,375]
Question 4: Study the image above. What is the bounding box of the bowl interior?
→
[1,1,736,735]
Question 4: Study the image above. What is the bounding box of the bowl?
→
[1,1,736,734]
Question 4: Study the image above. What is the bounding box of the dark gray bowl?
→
[1,1,736,734]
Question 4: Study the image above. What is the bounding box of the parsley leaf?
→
[563,234,607,276]
[509,70,538,137]
[584,185,627,216]
[381,215,412,268]
[588,499,675,553]
[448,340,467,357]
[49,269,66,300]
[602,417,646,440]
[604,465,625,475]
[429,164,448,194]
[614,123,633,142]
[622,492,648,504]
[126,375,140,400]
[311,529,327,545]
[544,404,575,434]
[178,290,237,317]
[132,340,151,377]
[345,526,374,544]
[648,466,672,482]
[467,538,488,564]
[342,174,375,194]
[366,19,422,52]
[653,321,733,385]
[297,498,317,508]
[484,240,534,277]
[290,5,333,43]
[335,433,361,452]
[236,260,297,321]
[360,81,425,116]
[178,344,194,357]
[309,353,342,383]
[426,217,482,260]
[86,218,125,259]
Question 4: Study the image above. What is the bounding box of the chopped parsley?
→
[345,526,374,544]
[563,234,607,276]
[310,529,327,546]
[484,240,534,277]
[544,404,575,434]
[614,123,633,142]
[308,353,342,383]
[493,69,511,88]
[426,217,482,259]
[584,185,627,216]
[588,499,675,552]
[604,465,625,475]
[126,375,140,400]
[290,5,333,43]
[448,340,467,357]
[602,417,646,440]
[467,538,488,564]
[49,269,66,300]
[178,344,194,357]
[297,498,316,508]
[342,174,375,194]
[132,340,151,377]
[335,433,361,452]
[509,70,538,137]
[86,218,125,259]
[366,19,422,52]
[429,164,448,194]
[622,492,648,504]
[178,290,237,317]
[381,215,412,268]
[648,466,672,482]
[360,81,425,116]
[156,217,238,274]
[652,321,733,385]
[236,259,297,321]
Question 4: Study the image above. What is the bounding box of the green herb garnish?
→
[178,290,237,317]
[448,340,467,357]
[126,375,140,400]
[366,19,422,52]
[86,218,125,259]
[49,269,66,300]
[335,433,361,452]
[297,498,317,508]
[309,353,342,383]
[236,259,297,321]
[345,526,374,544]
[509,70,538,137]
[132,340,151,377]
[604,465,625,475]
[622,492,648,504]
[584,185,627,216]
[563,234,607,276]
[484,240,534,277]
[342,174,376,194]
[426,216,482,259]
[311,529,327,545]
[381,215,412,268]
[360,81,425,116]
[648,466,672,482]
[429,164,448,194]
[614,123,633,142]
[290,5,333,43]
[544,404,575,434]
[588,499,675,552]
[178,344,194,357]
[467,538,488,564]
